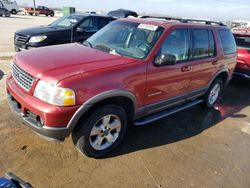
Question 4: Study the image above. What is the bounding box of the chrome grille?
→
[12,63,35,91]
[14,33,29,43]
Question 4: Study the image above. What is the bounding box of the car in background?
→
[233,31,250,79]
[0,1,10,17]
[24,5,54,17]
[0,0,19,14]
[107,9,138,18]
[14,14,115,51]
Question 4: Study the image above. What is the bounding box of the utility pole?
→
[33,0,36,10]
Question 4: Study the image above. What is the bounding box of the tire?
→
[50,12,54,17]
[29,13,33,16]
[4,12,10,17]
[202,78,223,108]
[45,14,48,17]
[72,105,128,158]
[0,14,3,17]
[11,9,17,14]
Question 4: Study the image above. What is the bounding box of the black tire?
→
[202,78,223,108]
[50,12,54,17]
[11,9,17,14]
[0,14,3,17]
[4,11,10,17]
[72,105,128,158]
[45,14,48,17]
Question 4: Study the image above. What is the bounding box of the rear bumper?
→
[6,74,80,141]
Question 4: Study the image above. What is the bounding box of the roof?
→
[107,9,138,18]
[119,17,228,29]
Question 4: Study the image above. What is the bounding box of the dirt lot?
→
[0,15,250,188]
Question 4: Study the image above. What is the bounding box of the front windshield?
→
[234,35,250,49]
[50,15,82,28]
[86,21,164,59]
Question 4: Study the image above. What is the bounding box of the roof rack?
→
[140,16,226,26]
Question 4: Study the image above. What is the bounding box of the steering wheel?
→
[137,42,151,52]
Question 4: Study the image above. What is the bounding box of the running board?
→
[134,99,203,126]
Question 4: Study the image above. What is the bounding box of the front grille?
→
[12,63,35,91]
[14,33,29,43]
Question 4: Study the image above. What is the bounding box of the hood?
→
[14,43,136,84]
[16,25,67,36]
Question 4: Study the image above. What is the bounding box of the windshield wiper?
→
[83,40,93,48]
[94,44,121,56]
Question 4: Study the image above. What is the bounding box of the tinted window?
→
[219,30,237,54]
[192,29,210,58]
[234,35,250,49]
[99,18,112,29]
[160,29,189,61]
[79,18,99,32]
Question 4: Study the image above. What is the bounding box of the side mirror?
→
[154,53,176,66]
[76,27,85,32]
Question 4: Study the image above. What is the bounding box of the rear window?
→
[219,30,237,54]
[234,35,250,49]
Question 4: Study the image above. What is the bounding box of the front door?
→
[145,28,192,114]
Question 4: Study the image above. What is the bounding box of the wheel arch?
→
[67,90,138,131]
[209,69,229,87]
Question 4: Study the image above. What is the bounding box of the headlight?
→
[29,35,47,43]
[34,80,76,106]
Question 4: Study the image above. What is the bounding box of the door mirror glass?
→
[154,53,176,66]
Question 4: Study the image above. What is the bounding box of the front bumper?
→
[6,75,80,141]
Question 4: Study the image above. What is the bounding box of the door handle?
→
[212,60,218,65]
[181,66,191,72]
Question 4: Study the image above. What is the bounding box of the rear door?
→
[144,28,193,114]
[188,28,218,92]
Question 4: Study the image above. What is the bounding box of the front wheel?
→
[72,105,128,158]
[4,12,10,17]
[203,78,223,108]
[50,12,54,17]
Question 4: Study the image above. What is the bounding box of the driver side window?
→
[160,29,189,62]
[79,18,98,32]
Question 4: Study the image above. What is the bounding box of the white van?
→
[1,0,19,14]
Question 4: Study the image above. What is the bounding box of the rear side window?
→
[219,30,237,54]
[192,29,215,58]
[234,35,250,49]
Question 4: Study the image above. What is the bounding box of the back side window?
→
[234,35,250,49]
[219,30,237,54]
[192,29,216,58]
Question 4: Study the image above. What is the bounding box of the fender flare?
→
[208,68,229,88]
[66,89,138,130]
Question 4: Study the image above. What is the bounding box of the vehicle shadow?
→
[106,79,250,158]
[0,69,5,80]
[5,16,31,19]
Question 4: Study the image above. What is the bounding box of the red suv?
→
[233,31,250,79]
[6,17,237,157]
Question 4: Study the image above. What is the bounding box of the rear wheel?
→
[72,105,128,158]
[29,13,33,16]
[203,78,223,108]
[11,9,17,14]
[0,14,3,17]
[50,12,54,17]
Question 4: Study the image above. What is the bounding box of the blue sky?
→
[18,0,250,21]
